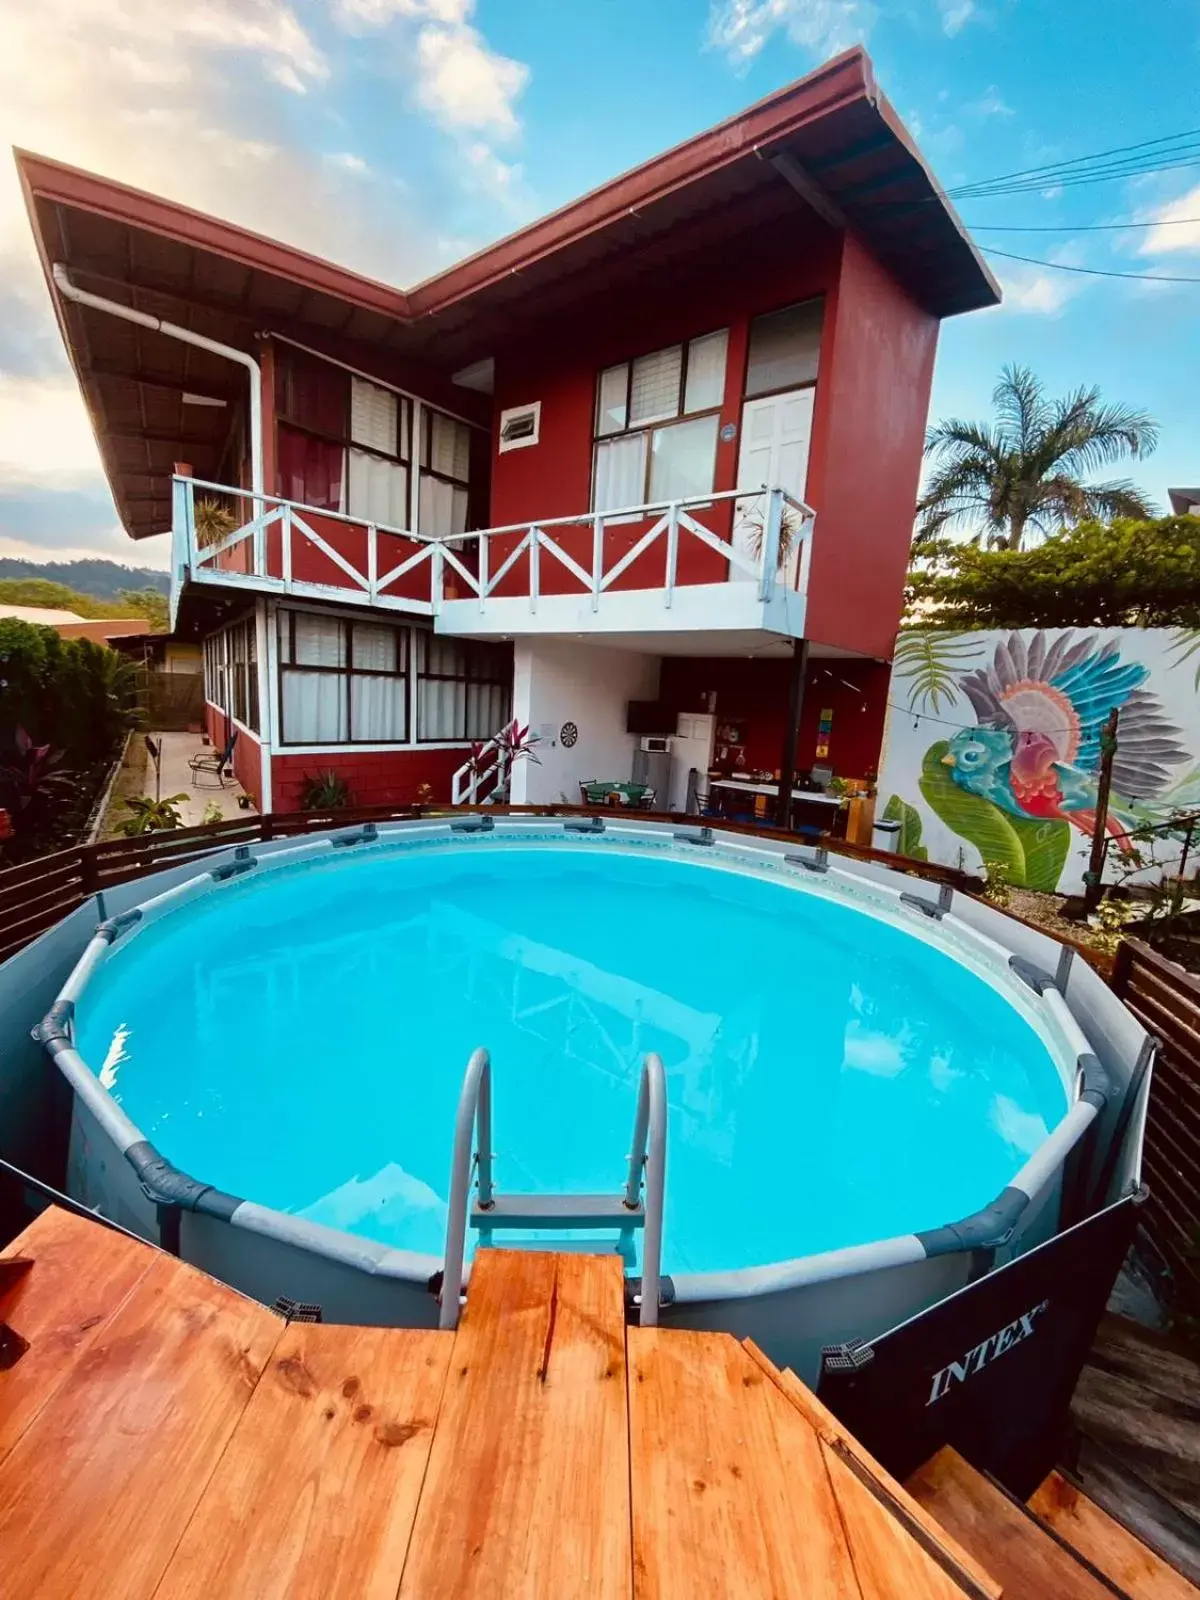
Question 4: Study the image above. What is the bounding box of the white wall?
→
[876,627,1200,893]
[509,639,660,804]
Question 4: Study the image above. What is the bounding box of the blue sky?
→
[0,0,1197,570]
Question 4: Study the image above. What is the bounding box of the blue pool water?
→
[74,841,1068,1275]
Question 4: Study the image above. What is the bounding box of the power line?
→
[982,245,1200,284]
[969,217,1200,232]
[947,126,1200,192]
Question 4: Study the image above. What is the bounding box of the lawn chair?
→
[189,730,237,788]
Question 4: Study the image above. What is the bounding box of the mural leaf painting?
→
[1168,629,1200,692]
[892,632,984,714]
[881,794,927,860]
[920,740,1072,889]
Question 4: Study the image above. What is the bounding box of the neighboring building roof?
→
[0,604,86,624]
[56,617,151,643]
[16,45,1000,544]
[1168,486,1200,515]
[0,605,150,642]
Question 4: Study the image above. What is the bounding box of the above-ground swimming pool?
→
[38,818,1144,1375]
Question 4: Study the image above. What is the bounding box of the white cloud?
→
[705,0,874,66]
[327,151,371,175]
[0,375,107,489]
[970,85,1013,118]
[414,22,529,139]
[939,0,977,35]
[0,0,531,561]
[1139,182,1200,258]
[997,267,1076,315]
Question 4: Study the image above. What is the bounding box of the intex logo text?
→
[925,1299,1050,1406]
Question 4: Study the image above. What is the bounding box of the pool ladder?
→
[438,1048,667,1331]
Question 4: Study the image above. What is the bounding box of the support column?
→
[775,639,809,832]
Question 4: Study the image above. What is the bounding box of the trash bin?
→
[872,817,902,854]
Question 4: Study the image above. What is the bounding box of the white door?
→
[731,387,815,584]
[669,713,715,812]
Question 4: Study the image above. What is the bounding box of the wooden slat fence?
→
[0,804,978,967]
[1111,938,1200,1300]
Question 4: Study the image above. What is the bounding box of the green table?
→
[580,780,653,807]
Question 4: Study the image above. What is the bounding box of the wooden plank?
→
[1073,1437,1200,1589]
[0,1250,281,1599]
[906,1447,1117,1599]
[1125,940,1200,1005]
[0,1207,154,1465]
[156,1323,453,1600]
[822,1440,978,1599]
[1029,1471,1199,1598]
[629,1327,862,1599]
[398,1250,631,1600]
[742,1339,1003,1600]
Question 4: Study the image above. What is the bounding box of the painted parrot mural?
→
[942,632,1189,853]
[887,630,1196,891]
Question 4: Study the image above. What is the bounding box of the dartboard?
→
[560,721,578,748]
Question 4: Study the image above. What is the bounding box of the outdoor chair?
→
[189,731,237,789]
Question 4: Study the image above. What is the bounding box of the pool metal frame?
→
[32,815,1154,1376]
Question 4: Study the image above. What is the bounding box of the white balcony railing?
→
[170,475,814,633]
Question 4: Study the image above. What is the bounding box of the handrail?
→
[437,1046,668,1331]
[627,1051,668,1328]
[173,473,816,617]
[439,1046,492,1330]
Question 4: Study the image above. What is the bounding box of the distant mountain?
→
[0,558,169,599]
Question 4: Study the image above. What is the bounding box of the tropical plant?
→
[1169,628,1200,691]
[0,727,78,814]
[739,501,807,571]
[200,800,224,825]
[115,793,190,835]
[907,516,1200,631]
[193,498,239,549]
[981,859,1012,908]
[880,794,928,861]
[916,366,1158,551]
[301,770,354,810]
[892,632,984,713]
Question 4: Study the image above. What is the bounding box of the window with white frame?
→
[415,634,512,743]
[592,329,728,513]
[203,619,259,733]
[274,609,511,747]
[419,409,473,538]
[277,610,409,745]
[498,401,540,452]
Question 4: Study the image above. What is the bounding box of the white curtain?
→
[649,415,719,502]
[348,449,408,529]
[596,363,629,436]
[419,475,468,538]
[351,675,406,741]
[293,612,345,667]
[418,677,466,740]
[593,433,647,514]
[428,413,470,480]
[282,671,347,742]
[684,330,728,413]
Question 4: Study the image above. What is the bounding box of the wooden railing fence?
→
[1111,938,1200,1300]
[0,804,976,967]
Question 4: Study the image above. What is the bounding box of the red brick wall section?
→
[658,656,891,781]
[270,746,470,812]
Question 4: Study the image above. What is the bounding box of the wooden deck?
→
[0,1206,1001,1599]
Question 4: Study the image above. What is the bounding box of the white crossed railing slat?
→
[176,476,813,617]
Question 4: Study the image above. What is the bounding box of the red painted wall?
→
[270,746,467,811]
[658,655,890,780]
[487,222,843,594]
[803,234,939,659]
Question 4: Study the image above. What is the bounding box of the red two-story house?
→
[18,47,997,821]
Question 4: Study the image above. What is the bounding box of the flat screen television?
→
[626,701,675,735]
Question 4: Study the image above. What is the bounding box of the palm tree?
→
[916,366,1158,552]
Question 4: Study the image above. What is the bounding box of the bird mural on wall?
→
[939,632,1189,853]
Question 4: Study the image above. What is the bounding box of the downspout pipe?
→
[51,263,263,499]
